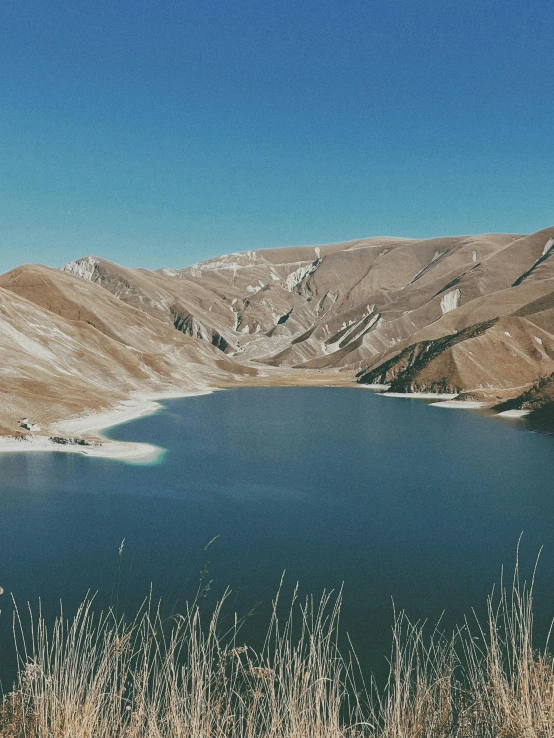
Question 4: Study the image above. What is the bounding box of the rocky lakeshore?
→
[0,227,553,453]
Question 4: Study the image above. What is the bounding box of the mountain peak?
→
[61,255,101,280]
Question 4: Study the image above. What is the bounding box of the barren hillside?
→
[0,265,257,437]
[63,227,554,409]
[1,226,553,442]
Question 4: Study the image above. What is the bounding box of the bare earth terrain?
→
[1,226,553,458]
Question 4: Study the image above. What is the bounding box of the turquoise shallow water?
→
[1,387,554,689]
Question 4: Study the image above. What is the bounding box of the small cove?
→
[1,386,554,690]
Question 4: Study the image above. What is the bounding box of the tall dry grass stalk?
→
[2,554,554,737]
[1,585,366,738]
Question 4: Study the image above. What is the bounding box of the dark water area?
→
[1,387,554,692]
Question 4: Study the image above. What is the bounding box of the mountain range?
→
[1,225,553,441]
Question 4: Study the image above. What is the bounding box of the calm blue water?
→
[1,387,554,690]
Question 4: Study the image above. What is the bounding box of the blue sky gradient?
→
[1,0,553,272]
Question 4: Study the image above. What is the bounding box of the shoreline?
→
[0,380,533,464]
[56,389,215,436]
[381,391,459,400]
[364,387,532,416]
[0,389,216,465]
[0,371,354,464]
[430,399,490,409]
[0,435,165,464]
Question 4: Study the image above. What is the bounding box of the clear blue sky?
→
[1,0,553,272]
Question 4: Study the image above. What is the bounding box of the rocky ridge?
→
[63,227,554,415]
[1,225,553,440]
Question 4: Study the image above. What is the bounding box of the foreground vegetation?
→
[1,559,553,737]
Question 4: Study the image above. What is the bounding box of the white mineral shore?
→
[382,392,459,400]
[373,389,532,415]
[57,390,214,435]
[362,387,490,405]
[0,389,215,464]
[430,400,490,409]
[0,435,163,464]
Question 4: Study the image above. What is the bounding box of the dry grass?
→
[2,555,554,737]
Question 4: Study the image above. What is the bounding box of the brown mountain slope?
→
[357,316,554,395]
[494,372,554,415]
[353,230,554,398]
[3,225,554,438]
[61,256,241,351]
[0,266,257,436]
[64,231,525,372]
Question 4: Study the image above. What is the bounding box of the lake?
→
[1,387,554,690]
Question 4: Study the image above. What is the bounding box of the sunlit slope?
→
[0,265,255,433]
[61,228,554,406]
[2,225,553,433]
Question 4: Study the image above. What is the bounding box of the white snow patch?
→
[191,255,259,273]
[361,312,381,333]
[543,237,554,256]
[504,331,512,338]
[535,336,544,345]
[326,307,380,351]
[314,246,321,258]
[284,259,320,292]
[440,288,461,315]
[159,268,179,277]
[410,252,446,284]
[472,251,478,262]
[61,256,100,281]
